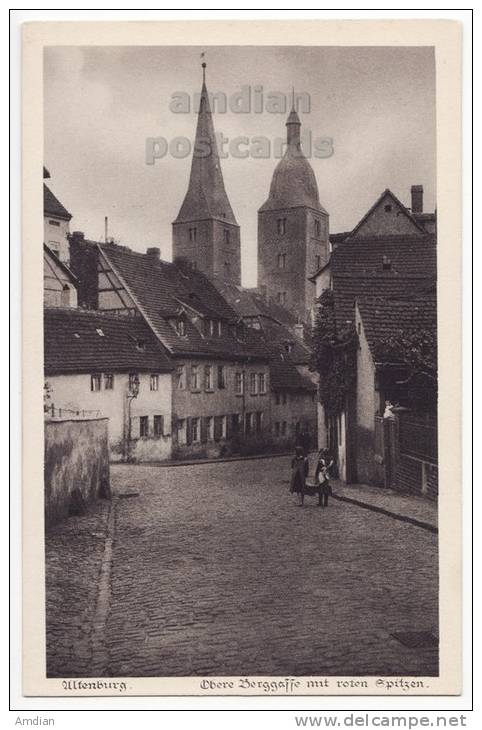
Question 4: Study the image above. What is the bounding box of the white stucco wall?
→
[44,215,71,264]
[46,371,172,459]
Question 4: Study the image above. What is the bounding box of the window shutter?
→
[186,417,192,445]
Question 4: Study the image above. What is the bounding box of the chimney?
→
[71,230,85,242]
[411,185,423,213]
[146,247,161,260]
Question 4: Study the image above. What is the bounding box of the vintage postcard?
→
[22,19,462,697]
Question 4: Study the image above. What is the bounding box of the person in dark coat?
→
[290,446,309,506]
[315,450,334,507]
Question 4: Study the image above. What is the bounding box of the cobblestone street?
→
[46,455,438,678]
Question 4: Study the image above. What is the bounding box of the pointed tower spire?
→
[172,61,241,284]
[174,61,237,226]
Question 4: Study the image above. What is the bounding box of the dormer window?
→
[284,341,294,353]
[177,318,186,337]
[136,339,146,352]
[382,255,392,271]
[96,328,105,337]
[277,218,287,235]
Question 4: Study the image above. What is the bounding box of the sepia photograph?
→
[18,19,463,698]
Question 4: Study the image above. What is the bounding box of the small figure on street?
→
[290,446,309,506]
[315,450,334,507]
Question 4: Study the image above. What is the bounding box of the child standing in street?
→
[315,450,334,507]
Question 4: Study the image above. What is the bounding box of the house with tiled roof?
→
[215,280,318,447]
[44,167,72,266]
[72,241,272,458]
[44,308,173,461]
[310,185,437,488]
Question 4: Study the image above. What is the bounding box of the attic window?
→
[384,204,392,212]
[73,333,80,339]
[96,328,105,337]
[284,342,294,353]
[382,255,392,271]
[136,339,146,352]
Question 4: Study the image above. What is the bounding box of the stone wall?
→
[44,417,110,526]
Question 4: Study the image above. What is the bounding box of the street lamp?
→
[126,374,140,461]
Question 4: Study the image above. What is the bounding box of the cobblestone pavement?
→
[46,455,438,678]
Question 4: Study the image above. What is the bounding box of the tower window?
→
[315,219,321,237]
[277,291,287,305]
[223,229,230,244]
[224,262,231,276]
[384,204,392,212]
[189,227,197,242]
[277,253,287,269]
[277,218,287,235]
[316,255,321,270]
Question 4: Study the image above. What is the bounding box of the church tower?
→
[172,63,241,285]
[258,102,329,321]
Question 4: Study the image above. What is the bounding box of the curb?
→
[112,450,301,469]
[331,493,438,534]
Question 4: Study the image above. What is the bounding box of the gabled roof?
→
[44,184,72,221]
[44,308,173,376]
[269,356,316,392]
[347,189,426,239]
[214,279,299,328]
[44,244,78,285]
[357,295,437,363]
[99,244,268,361]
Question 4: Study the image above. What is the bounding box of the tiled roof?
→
[330,234,437,276]
[44,308,173,375]
[44,184,72,220]
[270,356,316,392]
[357,296,437,361]
[214,279,298,327]
[99,244,268,361]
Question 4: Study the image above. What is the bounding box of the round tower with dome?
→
[257,101,329,321]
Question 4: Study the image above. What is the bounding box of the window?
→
[382,255,392,271]
[177,365,186,390]
[177,318,186,337]
[90,374,101,392]
[206,416,214,441]
[129,373,140,393]
[275,422,280,437]
[315,219,321,237]
[255,412,263,433]
[191,365,199,390]
[224,229,230,244]
[282,392,288,405]
[150,374,159,391]
[232,413,240,433]
[178,418,187,445]
[205,365,213,390]
[217,365,226,389]
[384,204,392,212]
[258,373,266,394]
[281,421,287,436]
[277,291,287,305]
[235,372,243,395]
[245,412,253,435]
[140,416,149,438]
[189,227,197,242]
[49,219,60,227]
[277,217,287,235]
[250,372,257,396]
[277,253,287,269]
[316,255,321,270]
[217,320,222,336]
[221,416,227,439]
[209,319,215,336]
[96,328,105,337]
[153,415,164,437]
[191,417,200,443]
[136,339,146,352]
[284,342,294,353]
[275,392,280,405]
[295,422,301,437]
[224,262,231,276]
[104,373,114,390]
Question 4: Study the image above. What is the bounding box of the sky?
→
[44,45,436,287]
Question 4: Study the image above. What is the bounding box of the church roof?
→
[173,69,238,226]
[259,106,327,214]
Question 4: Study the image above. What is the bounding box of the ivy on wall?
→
[311,290,358,417]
